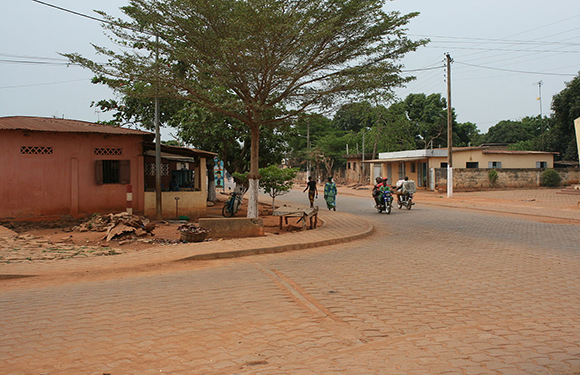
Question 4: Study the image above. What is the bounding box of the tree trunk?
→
[247,124,261,218]
[206,158,217,202]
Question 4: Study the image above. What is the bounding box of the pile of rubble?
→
[73,213,156,242]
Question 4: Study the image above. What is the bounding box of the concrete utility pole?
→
[534,80,543,117]
[307,119,310,180]
[155,34,162,220]
[446,53,453,198]
[361,131,365,184]
[534,80,545,150]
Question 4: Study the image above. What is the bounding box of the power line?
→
[0,78,92,90]
[0,59,77,66]
[0,53,70,62]
[426,46,580,54]
[31,0,115,26]
[412,34,580,47]
[401,65,444,72]
[455,61,577,77]
[31,0,155,36]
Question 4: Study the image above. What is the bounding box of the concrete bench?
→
[198,217,264,238]
[273,206,319,230]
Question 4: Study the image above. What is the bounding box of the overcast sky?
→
[1,0,578,139]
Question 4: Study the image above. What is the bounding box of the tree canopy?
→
[66,0,427,217]
[551,73,580,160]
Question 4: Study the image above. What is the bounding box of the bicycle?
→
[222,191,242,217]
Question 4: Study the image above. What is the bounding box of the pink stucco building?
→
[0,116,215,220]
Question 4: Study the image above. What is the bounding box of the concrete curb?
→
[0,211,375,277]
[178,214,375,261]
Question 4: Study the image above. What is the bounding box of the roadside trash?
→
[178,224,210,242]
[73,213,155,242]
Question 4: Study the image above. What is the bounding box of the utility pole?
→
[534,80,545,150]
[361,131,365,184]
[445,53,453,198]
[307,118,311,180]
[154,33,162,220]
[534,80,543,117]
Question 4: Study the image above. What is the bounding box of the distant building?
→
[364,145,557,190]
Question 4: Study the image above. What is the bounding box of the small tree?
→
[540,169,562,187]
[488,169,499,188]
[259,166,298,210]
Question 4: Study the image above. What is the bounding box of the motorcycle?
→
[222,190,242,217]
[376,190,393,214]
[397,192,414,210]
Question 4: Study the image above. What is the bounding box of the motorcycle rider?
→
[372,176,390,207]
[393,176,409,203]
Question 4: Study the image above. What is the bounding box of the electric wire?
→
[0,78,92,90]
[455,61,577,77]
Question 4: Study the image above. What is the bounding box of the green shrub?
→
[488,169,499,187]
[540,169,561,187]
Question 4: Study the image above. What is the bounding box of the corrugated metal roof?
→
[143,142,217,158]
[482,149,557,155]
[0,116,153,137]
[363,157,426,163]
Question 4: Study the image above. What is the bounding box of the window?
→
[488,161,502,169]
[536,161,547,168]
[21,146,53,155]
[398,163,405,179]
[96,160,130,185]
[466,162,479,169]
[172,169,194,189]
[410,163,416,173]
[145,163,170,176]
[94,148,122,156]
[440,162,448,168]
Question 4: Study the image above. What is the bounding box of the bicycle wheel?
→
[222,203,234,217]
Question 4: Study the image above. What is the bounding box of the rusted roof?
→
[0,116,153,138]
[482,149,557,155]
[143,142,217,159]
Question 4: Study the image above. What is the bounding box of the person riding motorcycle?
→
[372,177,390,207]
[393,176,409,203]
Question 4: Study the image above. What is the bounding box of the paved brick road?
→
[1,189,580,374]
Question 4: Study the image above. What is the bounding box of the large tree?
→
[66,0,426,217]
[484,118,539,144]
[551,73,580,161]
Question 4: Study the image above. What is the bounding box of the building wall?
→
[144,191,207,220]
[429,151,554,169]
[377,161,424,186]
[434,168,580,190]
[0,130,144,220]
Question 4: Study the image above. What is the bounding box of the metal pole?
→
[446,53,453,198]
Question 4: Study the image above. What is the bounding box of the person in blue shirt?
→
[323,176,337,211]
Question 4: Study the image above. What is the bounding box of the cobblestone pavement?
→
[1,188,580,374]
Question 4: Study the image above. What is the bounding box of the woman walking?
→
[303,176,318,208]
[323,176,337,211]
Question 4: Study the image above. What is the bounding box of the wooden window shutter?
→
[95,160,104,185]
[120,160,131,184]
